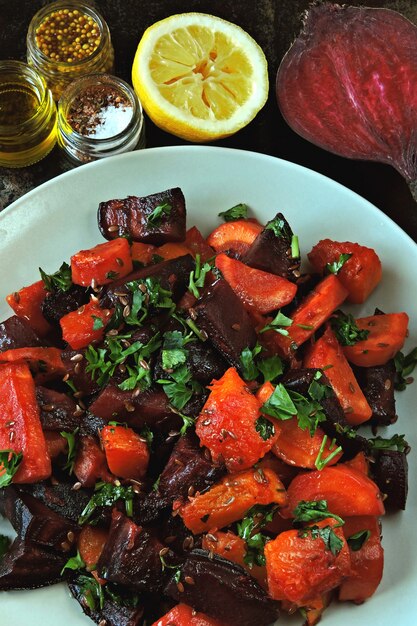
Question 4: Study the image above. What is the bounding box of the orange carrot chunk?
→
[304,327,372,425]
[265,518,351,605]
[282,464,385,519]
[0,362,51,483]
[343,312,409,367]
[60,299,113,350]
[178,468,287,534]
[215,253,297,314]
[6,280,51,336]
[131,241,156,265]
[308,239,382,304]
[265,274,348,358]
[78,525,109,572]
[0,346,65,384]
[71,237,133,287]
[207,220,263,257]
[196,367,277,473]
[101,424,149,481]
[152,603,225,626]
[157,242,191,261]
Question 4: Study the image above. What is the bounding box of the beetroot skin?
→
[276,3,417,198]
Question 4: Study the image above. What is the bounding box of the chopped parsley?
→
[326,253,352,275]
[218,203,248,222]
[60,429,79,475]
[123,277,175,327]
[265,215,291,239]
[237,504,277,567]
[0,450,23,488]
[147,202,172,226]
[298,524,344,555]
[347,529,371,551]
[157,364,202,411]
[240,343,283,384]
[255,416,275,441]
[78,481,134,525]
[314,434,342,470]
[188,254,212,298]
[367,433,408,453]
[293,500,344,555]
[61,550,85,575]
[77,574,105,611]
[394,346,417,390]
[161,330,195,371]
[39,261,72,292]
[91,315,104,331]
[331,312,369,346]
[261,383,327,436]
[259,310,293,336]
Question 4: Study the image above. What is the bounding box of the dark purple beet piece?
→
[19,481,91,523]
[0,486,78,552]
[41,284,89,325]
[242,212,300,281]
[0,315,43,351]
[165,549,279,626]
[61,348,100,396]
[139,432,225,524]
[0,537,66,590]
[98,187,186,245]
[100,254,194,309]
[194,279,257,371]
[371,449,408,510]
[154,338,228,386]
[36,386,80,431]
[89,384,171,427]
[97,511,170,593]
[69,580,144,626]
[353,361,397,426]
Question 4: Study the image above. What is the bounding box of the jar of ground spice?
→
[57,73,145,164]
[26,0,114,100]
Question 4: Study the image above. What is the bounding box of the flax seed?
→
[67,531,75,543]
[72,481,82,490]
[159,547,169,557]
[108,224,119,232]
[124,401,135,412]
[184,576,195,585]
[177,582,185,593]
[123,304,131,318]
[231,323,241,331]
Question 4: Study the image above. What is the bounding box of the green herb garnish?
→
[367,433,408,452]
[61,550,85,575]
[79,481,134,525]
[39,261,72,292]
[326,253,352,275]
[237,504,277,567]
[347,529,371,551]
[0,450,23,488]
[331,312,369,346]
[218,203,248,222]
[394,346,417,390]
[255,416,275,441]
[147,202,172,226]
[188,254,212,298]
[259,310,293,335]
[60,429,78,475]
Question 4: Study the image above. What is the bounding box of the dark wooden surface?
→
[1,0,417,242]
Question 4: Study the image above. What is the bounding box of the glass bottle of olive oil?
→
[0,61,57,168]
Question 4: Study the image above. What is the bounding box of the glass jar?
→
[27,0,114,100]
[57,73,145,165]
[0,60,57,168]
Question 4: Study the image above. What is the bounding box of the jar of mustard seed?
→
[0,60,57,168]
[57,73,145,165]
[26,0,114,100]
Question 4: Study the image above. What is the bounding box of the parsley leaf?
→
[261,384,327,437]
[124,277,174,327]
[331,312,369,346]
[326,253,352,275]
[255,416,275,441]
[394,347,417,390]
[161,330,194,371]
[0,534,10,560]
[60,429,78,475]
[79,481,134,525]
[147,202,172,226]
[218,203,248,222]
[237,504,277,567]
[367,434,408,452]
[240,344,263,381]
[39,261,72,292]
[298,524,344,555]
[0,450,23,487]
[157,364,202,411]
[257,355,283,383]
[91,315,104,331]
[347,529,371,551]
[293,500,344,527]
[314,434,342,470]
[260,383,296,421]
[61,550,85,575]
[259,310,293,335]
[188,254,212,299]
[265,216,291,239]
[77,574,105,611]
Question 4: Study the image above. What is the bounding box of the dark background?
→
[1,0,417,242]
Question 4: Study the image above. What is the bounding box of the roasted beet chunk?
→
[354,361,397,426]
[41,284,89,325]
[61,348,101,396]
[69,579,144,626]
[98,187,186,245]
[165,549,279,626]
[0,315,43,351]
[243,212,300,281]
[97,511,171,593]
[0,537,67,590]
[139,432,225,524]
[89,384,171,427]
[20,481,92,524]
[36,386,80,431]
[155,338,228,386]
[371,449,408,510]
[194,279,257,371]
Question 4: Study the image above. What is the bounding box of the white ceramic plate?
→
[0,146,416,626]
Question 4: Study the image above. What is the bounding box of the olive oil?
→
[0,84,39,125]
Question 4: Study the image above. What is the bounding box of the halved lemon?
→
[132,13,269,142]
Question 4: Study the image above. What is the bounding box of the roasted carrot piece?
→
[0,362,51,483]
[178,468,287,534]
[308,239,382,304]
[152,603,225,626]
[78,525,109,571]
[207,220,263,257]
[0,346,65,384]
[196,367,278,472]
[157,242,191,261]
[73,435,112,488]
[131,241,156,265]
[343,312,409,367]
[264,274,348,358]
[101,424,149,481]
[299,591,333,626]
[304,327,372,425]
[265,518,351,605]
[344,452,369,475]
[44,431,68,460]
[185,225,215,261]
[60,299,113,350]
[281,464,385,519]
[215,253,297,314]
[6,280,51,336]
[71,237,133,287]
[202,530,268,589]
[339,516,383,602]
